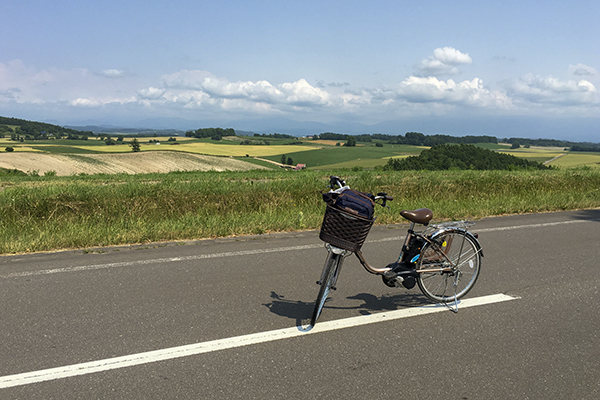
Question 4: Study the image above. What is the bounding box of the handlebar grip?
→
[329,175,345,188]
[377,192,394,201]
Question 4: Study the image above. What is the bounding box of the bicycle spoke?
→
[417,230,481,304]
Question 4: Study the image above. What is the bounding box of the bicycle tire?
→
[416,230,481,303]
[310,253,341,326]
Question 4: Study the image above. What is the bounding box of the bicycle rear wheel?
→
[416,230,481,303]
[311,253,342,326]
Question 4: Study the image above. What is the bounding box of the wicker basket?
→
[319,205,375,252]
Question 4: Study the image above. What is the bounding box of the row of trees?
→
[384,144,550,171]
[314,131,499,147]
[570,144,600,152]
[316,131,600,150]
[253,133,297,140]
[185,127,236,140]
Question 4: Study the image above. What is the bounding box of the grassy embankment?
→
[1,168,600,254]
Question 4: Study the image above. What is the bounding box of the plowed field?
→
[0,151,266,175]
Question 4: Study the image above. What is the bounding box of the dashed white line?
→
[1,244,324,279]
[3,218,595,279]
[0,293,518,389]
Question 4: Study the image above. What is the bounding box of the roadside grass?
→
[1,168,599,254]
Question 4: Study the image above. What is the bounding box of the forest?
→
[0,116,91,140]
[384,144,551,171]
[184,127,236,140]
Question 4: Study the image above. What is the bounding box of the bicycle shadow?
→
[263,290,431,326]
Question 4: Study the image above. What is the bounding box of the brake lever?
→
[376,192,393,209]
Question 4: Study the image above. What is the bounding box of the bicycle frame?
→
[353,221,460,276]
[318,244,352,287]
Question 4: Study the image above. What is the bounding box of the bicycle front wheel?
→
[311,253,342,326]
[416,230,481,303]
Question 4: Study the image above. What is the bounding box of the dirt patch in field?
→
[0,152,267,175]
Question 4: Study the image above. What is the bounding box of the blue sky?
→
[1,0,599,141]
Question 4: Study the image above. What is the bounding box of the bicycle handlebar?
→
[328,176,393,206]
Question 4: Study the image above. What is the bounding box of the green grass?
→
[1,168,599,254]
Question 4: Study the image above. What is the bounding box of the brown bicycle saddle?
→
[400,208,433,225]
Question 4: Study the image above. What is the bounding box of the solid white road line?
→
[0,293,517,389]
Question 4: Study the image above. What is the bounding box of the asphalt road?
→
[1,210,599,399]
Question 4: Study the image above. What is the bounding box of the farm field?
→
[1,136,599,175]
[261,143,427,169]
[548,152,600,168]
[497,145,600,168]
[0,151,268,175]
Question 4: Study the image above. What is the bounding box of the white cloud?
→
[71,98,103,107]
[504,73,598,106]
[137,86,165,100]
[432,47,472,65]
[416,47,472,76]
[568,63,597,77]
[0,60,139,106]
[98,69,126,78]
[154,71,331,110]
[3,58,599,127]
[394,76,511,108]
[279,79,330,107]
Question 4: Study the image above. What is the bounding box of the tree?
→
[287,156,294,165]
[383,144,549,171]
[345,136,357,147]
[130,138,141,152]
[281,154,287,164]
[5,146,14,152]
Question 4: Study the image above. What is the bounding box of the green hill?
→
[0,116,91,140]
[384,143,550,171]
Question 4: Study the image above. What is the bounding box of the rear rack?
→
[425,220,475,235]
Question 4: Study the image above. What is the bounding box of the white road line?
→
[475,219,593,233]
[2,218,595,279]
[0,293,517,389]
[1,244,324,279]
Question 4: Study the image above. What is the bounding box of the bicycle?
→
[311,176,483,326]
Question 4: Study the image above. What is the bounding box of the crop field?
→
[2,135,599,175]
[549,152,600,168]
[262,143,426,169]
[2,138,315,157]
